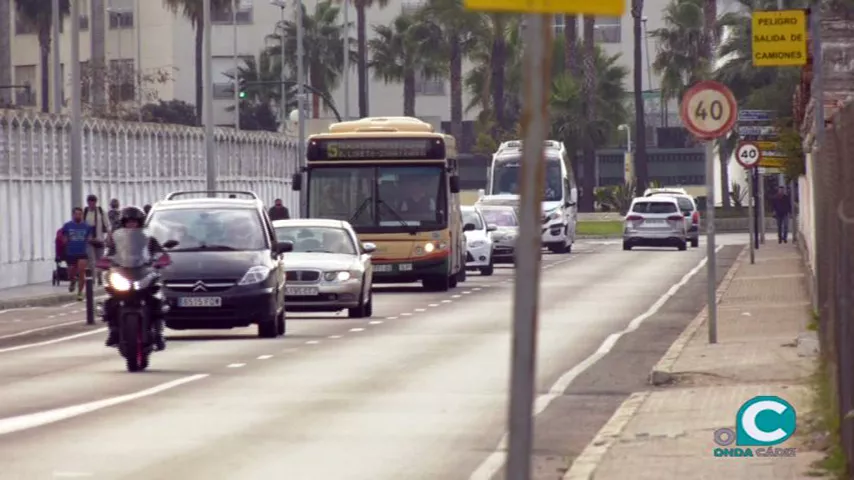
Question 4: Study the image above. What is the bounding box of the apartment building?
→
[3,0,673,126]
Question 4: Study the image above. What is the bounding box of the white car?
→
[623,197,688,251]
[479,205,519,263]
[462,206,496,275]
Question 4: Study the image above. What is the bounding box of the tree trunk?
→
[563,15,579,77]
[403,71,415,116]
[357,5,368,118]
[194,21,203,125]
[449,33,463,143]
[90,0,106,109]
[580,16,596,212]
[38,28,51,113]
[490,14,506,132]
[632,1,648,195]
[0,0,12,106]
[703,0,717,61]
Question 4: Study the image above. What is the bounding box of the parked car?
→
[623,197,688,251]
[273,219,375,318]
[647,192,700,247]
[479,205,519,263]
[462,206,496,275]
[146,190,292,338]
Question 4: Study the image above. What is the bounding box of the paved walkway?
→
[0,281,104,310]
[566,242,825,479]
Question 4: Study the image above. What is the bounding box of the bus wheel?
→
[457,265,467,282]
[423,275,450,292]
[449,273,458,288]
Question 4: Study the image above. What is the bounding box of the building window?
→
[109,11,134,29]
[15,10,36,34]
[78,0,90,30]
[108,59,135,102]
[80,61,91,104]
[13,65,37,106]
[594,16,621,43]
[415,70,444,96]
[212,2,253,24]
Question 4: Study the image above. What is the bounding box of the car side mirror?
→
[276,241,294,254]
[487,224,498,232]
[162,239,179,249]
[570,188,578,204]
[463,222,476,232]
[291,173,302,191]
[362,242,376,254]
[449,175,461,193]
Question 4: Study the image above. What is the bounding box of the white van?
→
[485,140,578,253]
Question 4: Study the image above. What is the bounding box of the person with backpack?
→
[84,194,109,285]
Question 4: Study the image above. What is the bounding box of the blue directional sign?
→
[738,110,775,122]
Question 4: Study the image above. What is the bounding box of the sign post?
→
[736,141,762,264]
[463,1,624,479]
[680,80,738,345]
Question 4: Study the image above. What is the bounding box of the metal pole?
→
[758,170,766,243]
[51,0,62,113]
[70,0,82,209]
[297,0,307,218]
[343,0,350,120]
[748,168,755,264]
[705,140,717,343]
[753,168,760,249]
[505,13,550,480]
[813,4,823,147]
[203,0,216,191]
[85,268,95,324]
[279,7,286,127]
[642,19,652,92]
[136,0,142,121]
[232,0,240,130]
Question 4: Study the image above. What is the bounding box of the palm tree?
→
[463,16,523,128]
[162,0,231,124]
[419,0,484,142]
[0,0,11,106]
[563,14,579,76]
[267,0,354,118]
[90,0,106,109]
[580,15,596,211]
[368,13,444,116]
[649,0,707,106]
[13,0,70,112]
[489,13,512,132]
[632,0,649,196]
[351,0,389,118]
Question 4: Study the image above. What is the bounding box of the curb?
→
[562,391,651,480]
[0,287,106,311]
[648,245,747,386]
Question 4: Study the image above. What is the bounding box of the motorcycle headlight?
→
[238,266,270,285]
[108,271,132,292]
[469,240,487,248]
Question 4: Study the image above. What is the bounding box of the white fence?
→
[0,109,300,290]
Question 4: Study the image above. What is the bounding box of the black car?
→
[145,191,293,338]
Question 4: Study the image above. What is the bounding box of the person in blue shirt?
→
[62,207,94,301]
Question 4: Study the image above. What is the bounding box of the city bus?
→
[487,140,578,253]
[292,116,467,291]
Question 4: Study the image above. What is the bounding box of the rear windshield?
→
[632,201,678,214]
[650,193,693,212]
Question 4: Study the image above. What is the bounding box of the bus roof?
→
[309,116,457,155]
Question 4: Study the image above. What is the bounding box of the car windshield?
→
[275,226,356,255]
[147,208,267,251]
[462,210,483,230]
[480,208,518,227]
[632,202,678,214]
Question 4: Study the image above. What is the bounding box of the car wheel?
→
[691,237,699,248]
[276,308,286,336]
[677,240,688,251]
[623,241,631,251]
[349,285,372,318]
[480,259,494,276]
[258,314,278,338]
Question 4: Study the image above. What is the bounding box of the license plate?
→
[374,264,392,272]
[645,219,664,224]
[178,296,221,308]
[398,263,413,271]
[286,286,319,296]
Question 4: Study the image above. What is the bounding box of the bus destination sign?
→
[307,137,446,161]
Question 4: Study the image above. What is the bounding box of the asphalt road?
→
[0,238,742,480]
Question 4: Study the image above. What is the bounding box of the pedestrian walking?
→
[269,198,290,220]
[62,207,94,301]
[84,194,109,284]
[107,198,121,232]
[771,186,792,243]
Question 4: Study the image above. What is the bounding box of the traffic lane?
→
[0,249,546,419]
[0,242,708,479]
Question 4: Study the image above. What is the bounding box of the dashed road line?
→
[305,340,320,345]
[414,308,426,312]
[349,328,365,332]
[428,304,439,307]
[400,313,412,316]
[257,355,273,360]
[441,300,452,303]
[369,320,383,325]
[451,295,461,299]
[385,316,398,320]
[328,335,343,339]
[226,363,245,368]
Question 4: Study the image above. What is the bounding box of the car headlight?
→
[108,271,132,292]
[238,266,270,285]
[324,270,357,282]
[544,210,560,222]
[469,240,487,248]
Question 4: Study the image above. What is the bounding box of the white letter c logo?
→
[741,400,788,443]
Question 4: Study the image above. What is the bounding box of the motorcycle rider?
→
[101,206,167,351]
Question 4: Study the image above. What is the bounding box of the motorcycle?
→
[93,230,178,372]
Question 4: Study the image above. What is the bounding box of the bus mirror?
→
[570,188,578,204]
[291,173,302,191]
[449,175,460,193]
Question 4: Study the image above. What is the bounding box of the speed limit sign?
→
[736,141,761,168]
[680,80,738,140]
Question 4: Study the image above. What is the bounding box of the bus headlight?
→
[424,242,435,253]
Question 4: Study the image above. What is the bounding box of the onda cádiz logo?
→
[713,395,797,458]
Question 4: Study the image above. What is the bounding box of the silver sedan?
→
[273,219,375,318]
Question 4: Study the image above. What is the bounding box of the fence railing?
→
[0,109,300,289]
[811,100,854,474]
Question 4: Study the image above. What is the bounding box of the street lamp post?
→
[232,0,240,130]
[270,0,287,128]
[342,0,349,120]
[136,0,142,121]
[51,0,61,113]
[203,0,216,191]
[70,0,82,208]
[296,0,306,217]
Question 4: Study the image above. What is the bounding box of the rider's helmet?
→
[119,206,147,228]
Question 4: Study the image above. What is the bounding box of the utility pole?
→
[51,0,62,113]
[343,0,350,120]
[203,0,216,191]
[70,0,83,209]
[296,0,306,217]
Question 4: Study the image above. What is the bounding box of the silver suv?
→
[623,197,688,251]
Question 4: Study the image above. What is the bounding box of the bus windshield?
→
[491,157,563,201]
[308,165,448,232]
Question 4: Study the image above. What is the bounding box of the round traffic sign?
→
[736,141,762,168]
[680,80,738,140]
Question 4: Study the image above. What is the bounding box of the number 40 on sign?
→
[680,81,738,141]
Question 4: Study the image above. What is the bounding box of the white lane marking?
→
[369,320,383,325]
[58,313,67,317]
[328,335,343,339]
[48,315,56,319]
[257,355,273,360]
[305,340,320,345]
[462,291,471,295]
[400,313,412,316]
[0,374,208,435]
[52,472,92,478]
[227,363,245,368]
[0,328,107,354]
[473,288,482,291]
[414,308,426,312]
[469,245,724,480]
[0,319,85,340]
[428,304,439,307]
[385,316,398,320]
[441,300,452,304]
[451,295,462,299]
[349,328,365,332]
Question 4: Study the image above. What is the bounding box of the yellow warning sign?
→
[752,10,807,67]
[464,0,624,15]
[760,157,787,169]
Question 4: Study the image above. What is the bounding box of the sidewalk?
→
[566,242,825,479]
[0,281,105,310]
